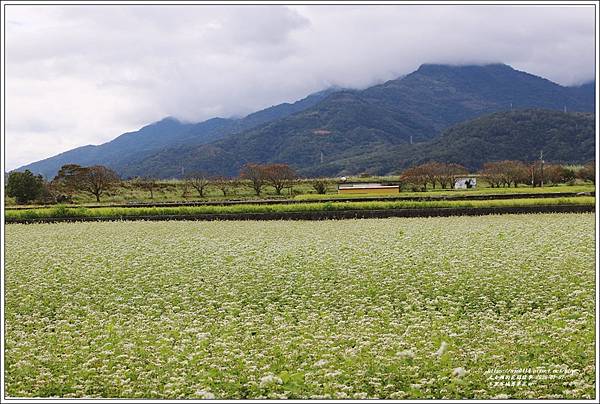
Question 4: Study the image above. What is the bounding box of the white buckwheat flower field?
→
[4,213,595,399]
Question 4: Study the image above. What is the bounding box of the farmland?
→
[4,214,595,399]
[5,176,595,208]
[3,196,595,222]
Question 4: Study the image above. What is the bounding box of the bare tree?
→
[264,164,297,195]
[55,165,120,202]
[540,164,559,186]
[480,161,530,188]
[577,161,595,184]
[82,166,120,202]
[420,162,440,189]
[543,164,577,185]
[401,162,467,190]
[479,162,506,188]
[400,165,428,191]
[240,163,267,196]
[504,161,530,187]
[134,177,158,199]
[213,176,234,197]
[530,160,550,187]
[437,163,468,189]
[186,172,211,198]
[181,181,191,198]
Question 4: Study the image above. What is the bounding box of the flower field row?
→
[4,196,594,220]
[4,214,596,398]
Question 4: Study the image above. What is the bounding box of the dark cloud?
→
[4,4,595,170]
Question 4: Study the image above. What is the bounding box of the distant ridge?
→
[17,88,338,179]
[300,109,595,176]
[17,63,595,179]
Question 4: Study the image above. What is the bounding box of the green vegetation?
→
[308,109,596,176]
[5,177,594,208]
[5,214,595,398]
[296,184,595,200]
[5,170,46,204]
[5,197,594,220]
[4,178,323,207]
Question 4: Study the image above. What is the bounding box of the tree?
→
[559,166,577,184]
[263,164,297,195]
[40,182,67,204]
[53,164,119,202]
[479,163,504,188]
[533,162,576,187]
[312,179,329,194]
[489,160,530,188]
[578,161,595,184]
[400,162,467,190]
[400,165,428,191]
[420,162,440,189]
[543,164,568,185]
[52,164,85,198]
[181,181,191,198]
[437,163,468,189]
[79,166,120,202]
[479,161,529,188]
[134,177,157,199]
[6,170,45,204]
[185,172,210,198]
[240,163,268,196]
[213,176,234,197]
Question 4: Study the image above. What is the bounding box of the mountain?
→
[18,63,595,179]
[301,109,595,176]
[16,88,337,179]
[123,63,595,178]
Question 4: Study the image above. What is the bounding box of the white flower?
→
[396,349,415,359]
[314,359,328,367]
[325,370,342,378]
[194,390,215,399]
[451,367,467,378]
[260,374,283,387]
[435,341,448,358]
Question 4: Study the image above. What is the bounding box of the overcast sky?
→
[4,4,596,170]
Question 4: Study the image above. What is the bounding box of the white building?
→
[454,177,477,189]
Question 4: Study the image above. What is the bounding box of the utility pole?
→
[539,150,544,188]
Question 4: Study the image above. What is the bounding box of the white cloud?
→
[4,4,595,170]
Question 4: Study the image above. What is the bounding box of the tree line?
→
[6,160,596,205]
[399,160,595,191]
[5,163,308,204]
[6,164,120,204]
